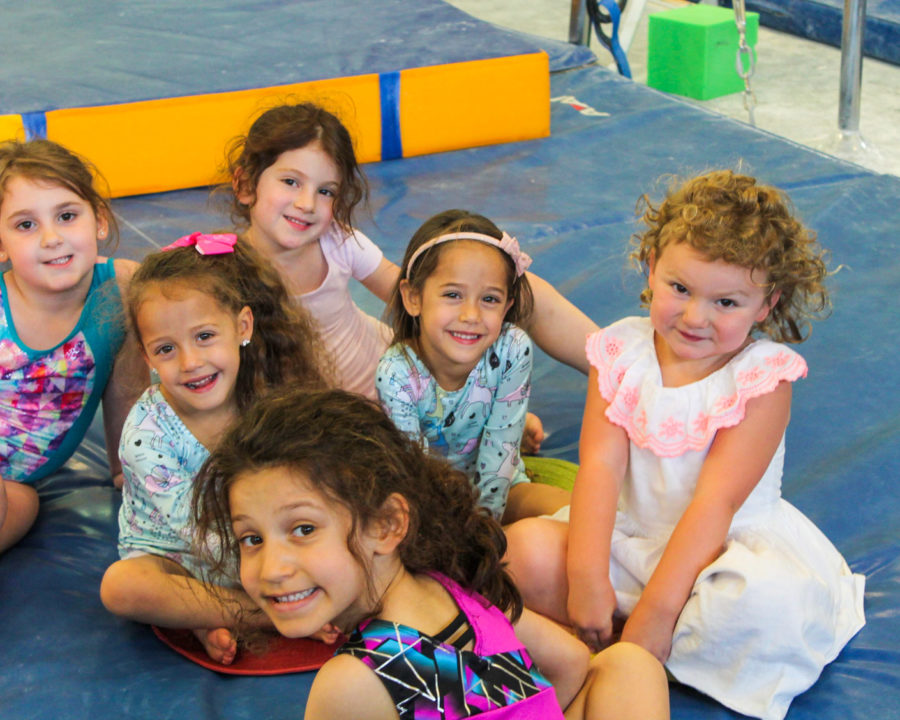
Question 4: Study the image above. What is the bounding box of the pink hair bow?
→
[162,232,237,255]
[496,232,532,277]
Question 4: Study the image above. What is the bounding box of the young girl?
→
[505,170,866,720]
[226,102,598,404]
[192,386,670,720]
[377,210,570,523]
[99,234,327,663]
[0,139,146,552]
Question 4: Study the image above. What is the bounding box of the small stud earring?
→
[241,339,251,347]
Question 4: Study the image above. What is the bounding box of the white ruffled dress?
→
[585,317,865,720]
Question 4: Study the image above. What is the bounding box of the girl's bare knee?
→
[587,642,670,718]
[0,481,40,552]
[592,641,662,675]
[99,560,133,615]
[7,481,39,520]
[504,518,560,583]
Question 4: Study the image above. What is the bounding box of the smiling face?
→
[400,241,513,390]
[648,241,775,380]
[230,466,375,638]
[241,142,340,257]
[135,284,252,426]
[0,176,104,298]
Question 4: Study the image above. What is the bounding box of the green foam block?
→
[647,4,758,101]
[523,455,578,492]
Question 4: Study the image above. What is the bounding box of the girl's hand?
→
[521,412,545,454]
[620,599,676,664]
[567,576,617,653]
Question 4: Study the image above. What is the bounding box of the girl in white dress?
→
[505,170,865,720]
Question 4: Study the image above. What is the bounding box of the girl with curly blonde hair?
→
[505,170,865,720]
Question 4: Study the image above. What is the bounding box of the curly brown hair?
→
[127,239,329,410]
[224,102,368,232]
[387,209,534,345]
[632,170,831,343]
[192,386,522,622]
[0,138,118,252]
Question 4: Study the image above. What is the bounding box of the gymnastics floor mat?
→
[0,0,591,198]
[718,0,900,66]
[2,2,898,719]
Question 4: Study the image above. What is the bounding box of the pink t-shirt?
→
[296,224,392,399]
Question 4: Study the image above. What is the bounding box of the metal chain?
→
[733,0,756,126]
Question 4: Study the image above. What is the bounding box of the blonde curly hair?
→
[631,170,831,343]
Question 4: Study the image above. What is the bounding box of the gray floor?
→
[447,0,900,176]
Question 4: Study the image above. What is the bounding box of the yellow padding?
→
[400,52,549,158]
[46,75,382,198]
[15,51,549,198]
[0,115,25,143]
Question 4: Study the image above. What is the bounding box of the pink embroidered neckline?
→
[587,319,807,457]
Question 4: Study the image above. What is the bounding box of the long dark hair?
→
[193,387,522,620]
[225,102,368,232]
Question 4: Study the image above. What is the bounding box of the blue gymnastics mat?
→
[718,0,900,66]
[2,3,898,720]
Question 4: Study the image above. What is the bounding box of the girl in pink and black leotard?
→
[193,387,670,720]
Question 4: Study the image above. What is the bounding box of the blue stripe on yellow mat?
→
[379,71,403,161]
[22,111,47,140]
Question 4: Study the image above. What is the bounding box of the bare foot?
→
[193,627,237,664]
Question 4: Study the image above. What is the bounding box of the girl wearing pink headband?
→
[378,210,571,525]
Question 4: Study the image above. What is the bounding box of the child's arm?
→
[103,259,149,488]
[360,257,400,303]
[566,367,629,651]
[375,349,428,444]
[101,552,260,629]
[621,381,793,662]
[513,607,591,710]
[478,329,533,521]
[521,271,599,376]
[305,654,397,720]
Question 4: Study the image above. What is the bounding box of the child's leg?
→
[503,482,570,523]
[504,517,571,624]
[0,479,39,553]
[564,642,670,720]
[100,554,261,664]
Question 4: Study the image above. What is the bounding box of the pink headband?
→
[404,231,532,279]
[162,232,237,255]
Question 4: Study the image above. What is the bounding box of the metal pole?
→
[810,0,883,170]
[569,0,591,45]
[838,0,866,132]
